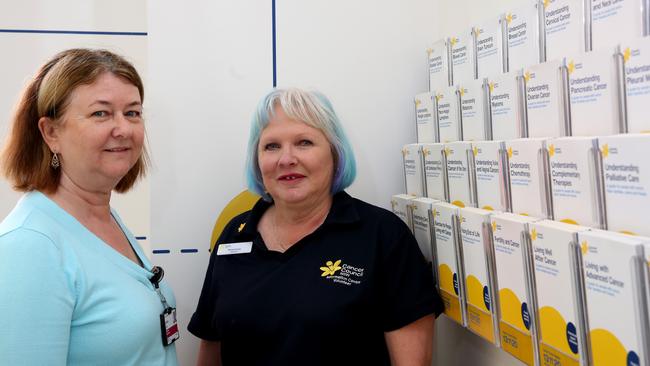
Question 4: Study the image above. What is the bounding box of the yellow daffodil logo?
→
[238,223,246,232]
[568,60,575,74]
[459,87,465,97]
[435,93,443,102]
[432,208,438,217]
[491,221,497,232]
[524,71,531,82]
[473,146,479,157]
[450,37,458,47]
[548,144,555,157]
[623,47,631,63]
[601,144,609,158]
[507,146,513,159]
[402,148,409,156]
[321,260,342,277]
[506,13,513,24]
[580,241,588,255]
[543,0,550,9]
[426,48,433,56]
[415,99,421,107]
[422,147,431,156]
[530,228,538,241]
[444,147,451,157]
[488,82,495,93]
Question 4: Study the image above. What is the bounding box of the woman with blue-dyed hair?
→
[189,88,443,366]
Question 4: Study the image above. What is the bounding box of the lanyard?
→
[150,266,171,309]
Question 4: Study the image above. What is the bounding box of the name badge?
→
[217,241,253,255]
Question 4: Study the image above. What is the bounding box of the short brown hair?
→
[0,48,149,193]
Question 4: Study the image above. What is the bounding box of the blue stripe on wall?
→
[272,0,277,87]
[153,249,171,254]
[0,29,146,36]
[180,248,199,254]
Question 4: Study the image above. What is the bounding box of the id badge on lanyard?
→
[150,266,180,346]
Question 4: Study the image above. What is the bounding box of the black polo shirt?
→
[188,191,444,366]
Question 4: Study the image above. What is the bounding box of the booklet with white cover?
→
[402,143,425,197]
[544,0,585,62]
[415,92,437,143]
[391,194,415,231]
[488,71,526,140]
[458,79,490,141]
[505,2,542,71]
[530,220,590,366]
[436,86,462,143]
[446,142,475,208]
[548,137,602,229]
[621,37,650,133]
[475,16,505,79]
[411,197,439,265]
[591,0,645,50]
[577,230,650,366]
[428,39,451,92]
[524,59,567,138]
[492,213,541,366]
[450,29,476,85]
[422,143,449,201]
[432,202,467,326]
[472,140,511,212]
[599,134,650,236]
[459,207,500,345]
[566,48,623,136]
[506,138,552,219]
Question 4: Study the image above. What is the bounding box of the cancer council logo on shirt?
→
[320,259,365,286]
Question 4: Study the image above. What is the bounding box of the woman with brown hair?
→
[0,48,178,365]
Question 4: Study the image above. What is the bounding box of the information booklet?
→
[544,0,585,62]
[458,78,490,141]
[459,207,501,345]
[524,59,567,138]
[472,140,511,212]
[505,2,542,71]
[446,142,475,208]
[577,230,650,366]
[450,29,476,85]
[591,0,645,51]
[529,220,590,366]
[391,194,415,231]
[475,16,505,79]
[402,143,425,197]
[432,201,467,326]
[428,39,451,92]
[492,213,541,366]
[598,134,650,236]
[488,70,526,140]
[411,197,439,265]
[436,86,462,142]
[506,138,552,219]
[548,137,602,229]
[566,48,622,136]
[415,92,437,143]
[422,143,449,201]
[621,36,650,133]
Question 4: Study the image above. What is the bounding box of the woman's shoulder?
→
[345,194,408,227]
[0,192,62,244]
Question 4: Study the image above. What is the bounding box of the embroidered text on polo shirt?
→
[320,259,365,286]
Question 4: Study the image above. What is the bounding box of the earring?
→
[51,152,60,169]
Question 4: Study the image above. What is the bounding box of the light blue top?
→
[0,191,178,366]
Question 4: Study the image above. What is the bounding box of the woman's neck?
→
[272,194,333,227]
[46,172,113,222]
